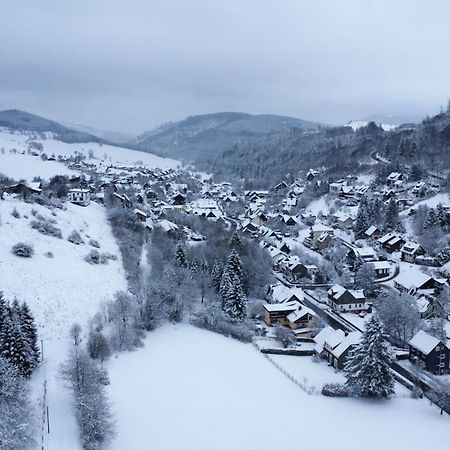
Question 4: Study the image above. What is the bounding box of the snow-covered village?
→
[1,2,450,450]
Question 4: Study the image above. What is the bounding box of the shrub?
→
[11,208,21,219]
[89,239,100,248]
[68,230,85,245]
[84,249,111,265]
[12,242,34,257]
[44,251,54,258]
[322,383,350,397]
[30,219,63,239]
[274,325,296,348]
[192,306,255,343]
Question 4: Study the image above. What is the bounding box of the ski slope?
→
[107,325,450,450]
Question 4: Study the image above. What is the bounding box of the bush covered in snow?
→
[274,325,296,348]
[322,383,350,397]
[44,251,54,258]
[30,219,63,239]
[192,306,255,343]
[11,242,34,258]
[84,250,116,265]
[68,230,85,245]
[11,208,21,219]
[89,239,100,248]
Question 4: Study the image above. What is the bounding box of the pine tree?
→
[384,198,399,232]
[345,315,394,399]
[219,269,233,308]
[226,249,243,282]
[228,231,242,249]
[200,258,209,274]
[354,196,369,239]
[436,203,447,229]
[0,313,30,377]
[174,243,188,268]
[211,261,224,293]
[190,261,199,279]
[222,275,247,321]
[19,302,40,367]
[423,208,438,230]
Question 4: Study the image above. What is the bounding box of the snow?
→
[409,330,440,355]
[415,193,450,209]
[347,120,397,131]
[305,196,331,215]
[107,325,450,450]
[0,129,180,180]
[0,195,127,450]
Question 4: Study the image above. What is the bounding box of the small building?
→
[386,172,403,186]
[172,192,186,205]
[287,305,316,330]
[332,212,354,230]
[365,225,382,240]
[394,267,445,296]
[369,260,391,279]
[68,188,90,206]
[409,330,450,375]
[134,208,148,222]
[327,284,366,313]
[378,233,405,253]
[263,301,299,326]
[401,241,426,263]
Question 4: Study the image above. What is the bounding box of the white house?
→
[68,188,90,206]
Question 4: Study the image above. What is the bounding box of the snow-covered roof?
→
[370,261,391,271]
[313,326,344,353]
[394,267,432,291]
[263,301,299,313]
[271,283,304,303]
[365,225,380,236]
[311,224,333,233]
[331,332,362,358]
[409,330,440,355]
[287,305,315,323]
[401,241,423,255]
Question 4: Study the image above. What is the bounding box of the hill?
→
[0,109,103,144]
[135,112,321,161]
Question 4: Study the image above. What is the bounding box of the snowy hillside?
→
[107,325,450,450]
[0,129,180,181]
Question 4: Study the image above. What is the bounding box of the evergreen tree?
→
[0,313,30,377]
[174,243,188,268]
[354,262,376,296]
[345,315,394,399]
[354,196,369,239]
[228,231,242,249]
[222,275,247,321]
[200,257,209,274]
[423,208,438,230]
[436,203,447,229]
[226,249,243,282]
[219,269,233,307]
[211,261,224,293]
[190,261,199,279]
[384,198,399,232]
[19,302,40,367]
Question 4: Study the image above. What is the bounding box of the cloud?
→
[0,0,449,133]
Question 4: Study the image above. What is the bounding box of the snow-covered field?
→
[0,195,127,450]
[107,325,450,450]
[0,197,127,339]
[0,129,180,181]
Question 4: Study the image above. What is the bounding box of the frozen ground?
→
[107,324,450,450]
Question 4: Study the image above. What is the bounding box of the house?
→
[332,212,353,230]
[368,260,391,279]
[287,305,316,330]
[394,266,445,296]
[172,192,186,205]
[365,225,382,240]
[386,172,403,186]
[280,215,298,226]
[133,208,148,222]
[5,182,42,198]
[329,181,346,195]
[409,330,450,374]
[68,188,90,206]
[416,296,446,319]
[273,181,289,191]
[263,301,299,326]
[324,331,362,370]
[315,327,362,370]
[412,181,428,197]
[327,284,366,313]
[347,246,378,267]
[269,283,304,304]
[303,224,334,251]
[378,233,405,252]
[242,220,259,236]
[401,241,426,263]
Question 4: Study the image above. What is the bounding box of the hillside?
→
[135,112,321,161]
[0,109,104,144]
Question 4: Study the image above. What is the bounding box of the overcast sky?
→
[1,0,449,134]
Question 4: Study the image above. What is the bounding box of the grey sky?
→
[1,0,449,133]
